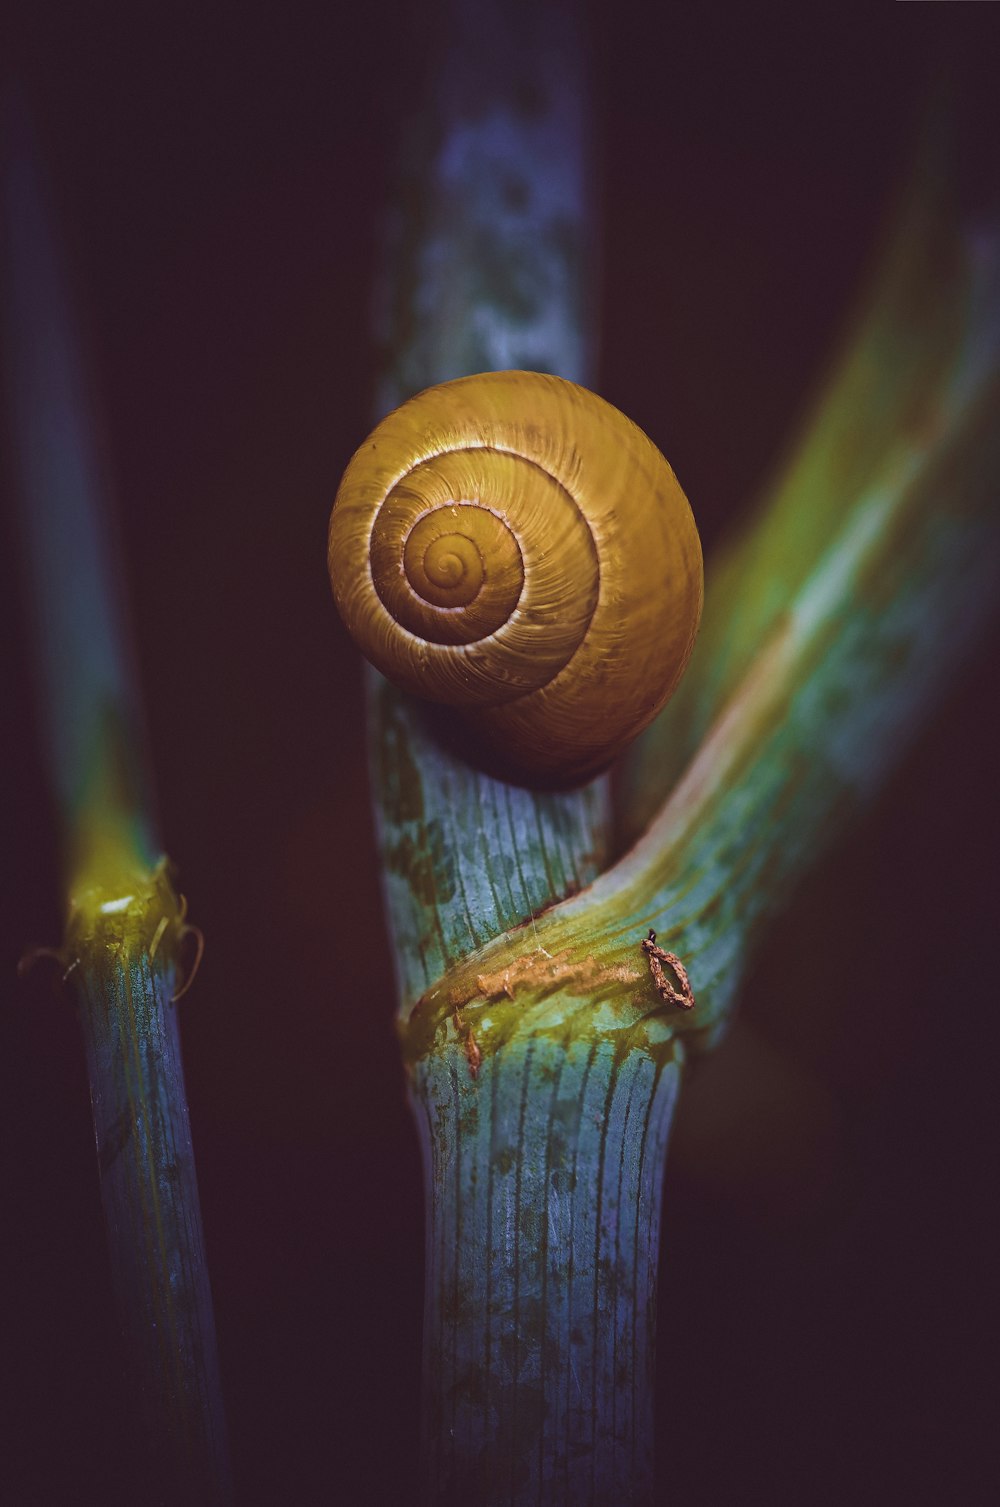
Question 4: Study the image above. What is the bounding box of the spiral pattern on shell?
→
[328,371,703,785]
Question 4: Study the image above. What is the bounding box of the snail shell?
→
[328,371,703,786]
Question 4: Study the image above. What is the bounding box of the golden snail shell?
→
[328,371,703,786]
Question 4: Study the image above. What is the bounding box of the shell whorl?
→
[328,371,703,785]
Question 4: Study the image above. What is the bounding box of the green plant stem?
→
[69,871,230,1501]
[617,138,999,841]
[363,3,669,1501]
[363,16,1000,1500]
[5,106,231,1502]
[414,1042,681,1506]
[407,157,1000,1068]
[366,0,609,1005]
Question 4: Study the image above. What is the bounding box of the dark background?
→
[3,3,998,1503]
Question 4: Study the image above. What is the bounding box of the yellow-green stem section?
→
[66,864,231,1504]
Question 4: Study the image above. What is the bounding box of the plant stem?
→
[69,869,230,1501]
[367,0,609,1003]
[414,1041,680,1506]
[365,3,670,1500]
[617,136,999,840]
[365,10,999,1504]
[408,163,1000,1066]
[5,102,231,1502]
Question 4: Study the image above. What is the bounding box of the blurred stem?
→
[5,101,231,1502]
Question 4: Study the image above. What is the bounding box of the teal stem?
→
[414,1041,681,1507]
[617,139,1000,845]
[71,884,231,1503]
[368,0,606,978]
[366,0,610,996]
[368,674,611,1006]
[362,2,670,1500]
[403,146,1000,1068]
[373,0,598,418]
[361,27,1000,1503]
[5,102,231,1502]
